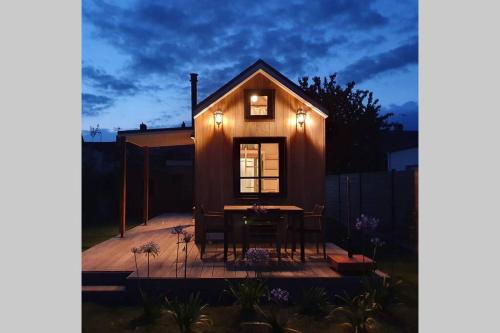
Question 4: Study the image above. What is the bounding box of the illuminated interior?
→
[250,95,269,116]
[239,142,280,193]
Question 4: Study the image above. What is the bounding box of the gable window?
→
[233,137,285,196]
[244,89,275,119]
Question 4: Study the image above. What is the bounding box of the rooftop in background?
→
[381,130,418,153]
[117,126,193,135]
[116,125,194,148]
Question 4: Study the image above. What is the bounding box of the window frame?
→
[244,89,275,120]
[233,137,286,198]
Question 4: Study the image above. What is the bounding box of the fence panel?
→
[325,170,418,249]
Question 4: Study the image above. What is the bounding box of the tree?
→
[298,75,399,174]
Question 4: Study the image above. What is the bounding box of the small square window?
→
[244,89,275,120]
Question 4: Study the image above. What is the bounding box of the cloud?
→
[82,65,162,115]
[83,0,389,99]
[82,93,115,116]
[339,38,418,84]
[383,101,418,130]
[83,66,140,96]
[83,65,160,96]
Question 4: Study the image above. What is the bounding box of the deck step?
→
[82,284,129,304]
[82,271,132,286]
[82,285,126,292]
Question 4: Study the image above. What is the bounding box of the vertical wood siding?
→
[194,73,325,237]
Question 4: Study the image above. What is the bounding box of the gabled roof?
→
[193,59,328,119]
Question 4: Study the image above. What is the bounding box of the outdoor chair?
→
[199,206,236,259]
[285,204,326,259]
[242,209,285,260]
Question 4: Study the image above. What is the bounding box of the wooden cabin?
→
[192,60,328,237]
[116,60,328,239]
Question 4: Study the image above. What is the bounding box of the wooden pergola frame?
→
[117,128,194,237]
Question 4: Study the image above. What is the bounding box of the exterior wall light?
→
[296,108,306,127]
[214,110,223,127]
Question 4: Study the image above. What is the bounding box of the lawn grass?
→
[82,224,120,251]
[82,218,142,251]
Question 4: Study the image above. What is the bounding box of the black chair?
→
[285,204,326,259]
[199,206,236,259]
[242,209,285,260]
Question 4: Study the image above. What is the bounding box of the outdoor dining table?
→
[223,205,305,262]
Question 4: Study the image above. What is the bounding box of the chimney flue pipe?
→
[190,73,198,129]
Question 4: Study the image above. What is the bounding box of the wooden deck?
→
[83,213,350,279]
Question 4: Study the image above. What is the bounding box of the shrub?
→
[226,279,267,313]
[164,292,212,333]
[295,287,330,317]
[241,305,302,333]
[328,291,381,333]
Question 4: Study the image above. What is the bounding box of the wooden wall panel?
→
[194,73,325,236]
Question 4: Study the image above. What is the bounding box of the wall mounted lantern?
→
[296,108,306,127]
[214,110,223,127]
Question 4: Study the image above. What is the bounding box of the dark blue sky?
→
[82,0,418,141]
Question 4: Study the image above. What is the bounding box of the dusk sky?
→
[82,0,418,141]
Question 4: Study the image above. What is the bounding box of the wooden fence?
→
[325,170,418,250]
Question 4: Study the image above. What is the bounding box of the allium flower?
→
[370,237,386,247]
[355,214,380,232]
[140,241,160,257]
[270,288,290,304]
[246,248,270,266]
[131,247,141,254]
[182,231,193,242]
[170,225,184,235]
[252,203,268,214]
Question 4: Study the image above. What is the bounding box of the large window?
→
[233,137,286,196]
[244,89,275,120]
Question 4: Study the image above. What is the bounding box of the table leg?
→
[299,211,305,262]
[290,213,296,260]
[224,212,229,262]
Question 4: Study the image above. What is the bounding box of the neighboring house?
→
[116,59,328,237]
[381,130,418,171]
[387,147,418,171]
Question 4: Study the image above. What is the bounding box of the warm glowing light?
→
[296,108,306,127]
[214,110,223,127]
[250,95,258,103]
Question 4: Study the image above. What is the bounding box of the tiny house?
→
[192,60,328,235]
[116,59,328,238]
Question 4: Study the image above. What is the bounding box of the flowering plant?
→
[131,247,142,277]
[140,241,160,257]
[270,288,290,305]
[171,225,185,235]
[246,248,270,266]
[171,225,185,278]
[182,231,194,243]
[252,203,268,214]
[182,231,194,278]
[139,241,160,278]
[370,237,386,262]
[246,248,270,278]
[353,214,381,264]
[355,214,380,232]
[130,244,162,321]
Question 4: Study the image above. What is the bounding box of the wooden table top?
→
[223,205,303,212]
